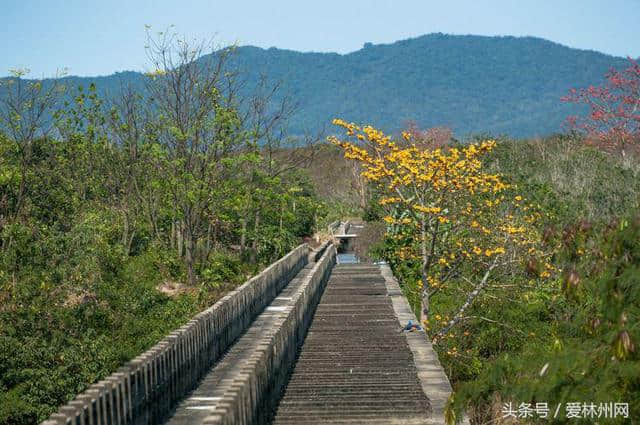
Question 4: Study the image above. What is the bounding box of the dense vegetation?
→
[444,138,640,424]
[2,34,631,138]
[0,35,326,424]
[348,134,640,424]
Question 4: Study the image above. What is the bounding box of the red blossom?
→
[404,120,453,149]
[562,58,640,156]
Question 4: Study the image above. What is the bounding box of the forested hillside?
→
[1,34,630,138]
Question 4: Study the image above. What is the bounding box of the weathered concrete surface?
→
[327,221,340,234]
[332,221,355,239]
[162,263,315,423]
[381,264,469,425]
[198,245,337,425]
[41,244,311,425]
[309,240,331,263]
[271,264,432,424]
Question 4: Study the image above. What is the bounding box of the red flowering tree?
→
[562,58,640,157]
[404,120,453,149]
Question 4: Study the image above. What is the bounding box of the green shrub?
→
[201,251,244,289]
[448,216,640,424]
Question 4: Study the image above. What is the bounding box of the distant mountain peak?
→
[3,34,627,138]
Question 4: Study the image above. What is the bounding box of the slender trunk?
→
[13,164,27,220]
[314,213,319,242]
[170,220,175,250]
[121,211,129,251]
[240,217,247,253]
[185,227,196,285]
[351,162,367,210]
[133,178,160,241]
[251,210,260,263]
[420,217,430,323]
[177,221,184,257]
[204,221,212,263]
[434,261,498,341]
[149,198,160,241]
[127,231,135,255]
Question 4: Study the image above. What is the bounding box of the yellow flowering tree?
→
[329,119,548,339]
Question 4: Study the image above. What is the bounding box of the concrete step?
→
[270,264,432,425]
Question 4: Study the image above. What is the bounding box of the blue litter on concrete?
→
[402,320,424,332]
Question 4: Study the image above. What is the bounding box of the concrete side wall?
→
[327,221,340,234]
[201,245,337,425]
[380,264,470,425]
[41,244,311,425]
[308,240,331,263]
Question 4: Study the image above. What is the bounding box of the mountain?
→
[2,34,630,138]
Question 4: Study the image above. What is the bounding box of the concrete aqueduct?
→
[43,222,462,425]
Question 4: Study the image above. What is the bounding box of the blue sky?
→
[1,0,639,77]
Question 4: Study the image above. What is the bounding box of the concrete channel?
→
[43,222,458,425]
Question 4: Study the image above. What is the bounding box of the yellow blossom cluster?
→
[502,225,526,234]
[329,119,508,197]
[330,119,549,323]
[383,216,413,225]
[484,247,506,257]
[379,197,402,206]
[413,205,442,214]
[145,69,167,79]
[428,275,440,288]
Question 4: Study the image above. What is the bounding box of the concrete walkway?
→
[162,258,458,424]
[271,264,433,424]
